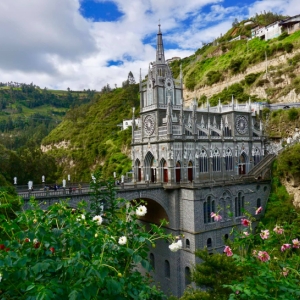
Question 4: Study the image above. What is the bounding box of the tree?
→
[128,71,136,84]
[180,249,243,300]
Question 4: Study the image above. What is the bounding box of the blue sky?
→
[0,0,297,90]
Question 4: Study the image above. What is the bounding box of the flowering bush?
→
[0,177,173,299]
[223,212,300,299]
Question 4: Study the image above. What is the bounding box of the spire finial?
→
[156,23,165,63]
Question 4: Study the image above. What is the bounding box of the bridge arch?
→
[118,190,171,227]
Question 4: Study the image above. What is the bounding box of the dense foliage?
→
[0,175,174,299]
[0,83,96,150]
[0,142,58,186]
[42,84,139,182]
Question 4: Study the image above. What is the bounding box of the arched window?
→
[239,152,248,175]
[165,260,170,278]
[257,198,261,208]
[150,253,155,270]
[144,152,155,182]
[199,149,208,173]
[253,148,261,166]
[175,161,181,183]
[204,196,215,224]
[135,159,141,182]
[186,239,190,249]
[188,161,193,182]
[211,130,220,137]
[207,238,212,248]
[199,130,207,137]
[160,159,168,183]
[225,148,233,171]
[235,192,244,217]
[223,125,231,137]
[185,267,191,286]
[213,148,221,172]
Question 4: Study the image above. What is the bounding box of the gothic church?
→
[130,25,270,297]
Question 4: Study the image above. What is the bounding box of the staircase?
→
[245,153,276,178]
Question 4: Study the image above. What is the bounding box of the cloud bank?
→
[0,0,297,90]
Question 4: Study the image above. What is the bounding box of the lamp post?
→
[62,179,66,195]
[42,175,45,189]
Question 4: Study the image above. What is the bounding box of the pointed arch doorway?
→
[135,159,142,182]
[144,152,156,182]
[238,152,247,175]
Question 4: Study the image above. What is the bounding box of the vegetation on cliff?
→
[41,83,139,182]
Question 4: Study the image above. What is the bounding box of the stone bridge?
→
[17,174,271,297]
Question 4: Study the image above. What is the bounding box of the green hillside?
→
[0,83,96,150]
[41,84,139,182]
[169,12,300,106]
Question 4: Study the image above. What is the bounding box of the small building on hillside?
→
[265,21,282,40]
[251,25,266,39]
[166,57,181,64]
[118,118,141,130]
[280,14,300,34]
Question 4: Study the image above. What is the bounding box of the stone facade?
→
[129,26,271,297]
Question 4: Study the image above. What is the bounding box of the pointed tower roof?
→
[156,24,165,64]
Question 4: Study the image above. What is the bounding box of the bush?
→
[278,31,289,41]
[256,78,269,87]
[244,73,260,85]
[229,58,243,74]
[274,78,284,85]
[288,107,299,121]
[206,70,223,86]
[284,43,294,53]
[0,177,177,299]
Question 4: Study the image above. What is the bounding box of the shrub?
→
[284,43,294,53]
[274,78,284,85]
[288,107,299,121]
[245,73,260,85]
[206,70,223,86]
[278,31,289,41]
[256,79,269,87]
[0,177,178,299]
[229,58,243,74]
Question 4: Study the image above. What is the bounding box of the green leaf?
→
[26,284,35,291]
[141,259,150,271]
[69,290,79,300]
[133,254,142,264]
[32,262,50,274]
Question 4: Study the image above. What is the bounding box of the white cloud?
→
[0,0,298,90]
[248,0,298,18]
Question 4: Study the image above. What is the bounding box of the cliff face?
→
[183,48,300,106]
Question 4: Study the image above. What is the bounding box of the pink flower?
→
[242,231,249,238]
[211,212,222,222]
[255,206,262,215]
[241,218,251,227]
[257,251,270,262]
[260,230,269,240]
[282,268,289,277]
[281,244,291,252]
[273,225,284,234]
[224,245,233,257]
[292,238,300,249]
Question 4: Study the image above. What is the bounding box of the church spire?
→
[156,24,165,64]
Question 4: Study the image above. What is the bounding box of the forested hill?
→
[40,83,139,183]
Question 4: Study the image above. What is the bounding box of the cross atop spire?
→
[156,23,165,64]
